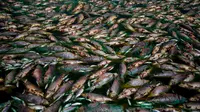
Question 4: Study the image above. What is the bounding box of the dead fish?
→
[189,94,200,101]
[170,62,196,72]
[7,48,30,54]
[124,57,140,63]
[12,103,35,112]
[118,88,137,99]
[23,51,41,59]
[160,39,177,53]
[2,54,20,60]
[60,64,94,73]
[156,58,171,64]
[148,85,170,97]
[77,103,123,112]
[150,53,165,61]
[72,3,84,14]
[44,100,62,112]
[97,60,112,68]
[81,56,105,63]
[82,93,113,102]
[32,65,43,87]
[182,102,200,110]
[62,105,79,112]
[47,45,66,52]
[177,55,195,67]
[139,68,152,78]
[126,108,150,112]
[35,57,58,65]
[169,74,187,85]
[118,45,131,55]
[153,70,176,78]
[12,41,30,47]
[45,74,65,99]
[153,108,181,112]
[28,105,45,111]
[179,82,200,91]
[76,13,85,23]
[105,54,124,60]
[89,66,113,79]
[108,77,121,98]
[89,73,117,91]
[44,64,56,85]
[14,64,35,83]
[71,75,88,93]
[122,22,136,32]
[23,80,44,97]
[53,80,74,100]
[123,78,149,88]
[5,69,17,85]
[134,83,156,100]
[14,32,28,40]
[128,65,149,77]
[119,62,127,82]
[54,51,80,59]
[149,93,186,104]
[160,64,183,72]
[59,60,84,65]
[16,93,49,105]
[128,60,147,70]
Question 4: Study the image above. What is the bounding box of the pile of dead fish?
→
[0,0,200,111]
